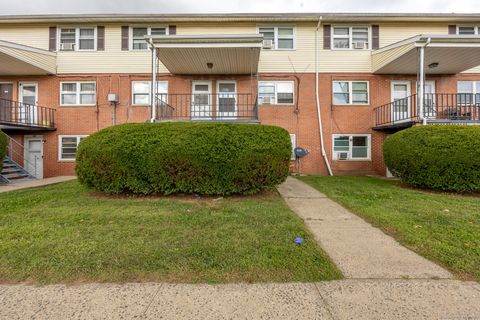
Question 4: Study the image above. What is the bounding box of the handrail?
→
[4,134,39,178]
[0,97,56,129]
[153,93,258,121]
[374,93,480,127]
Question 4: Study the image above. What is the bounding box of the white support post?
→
[419,45,425,125]
[150,45,157,122]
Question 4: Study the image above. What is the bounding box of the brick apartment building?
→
[1,13,480,182]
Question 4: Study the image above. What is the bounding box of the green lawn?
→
[299,176,480,281]
[0,180,341,284]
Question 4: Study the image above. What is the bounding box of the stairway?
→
[1,157,36,184]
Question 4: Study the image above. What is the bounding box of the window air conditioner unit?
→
[353,41,366,49]
[60,43,75,51]
[262,39,274,49]
[337,152,349,160]
[261,96,272,104]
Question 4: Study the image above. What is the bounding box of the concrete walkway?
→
[278,177,452,279]
[1,280,479,319]
[0,176,77,193]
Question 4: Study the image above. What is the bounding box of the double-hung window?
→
[333,81,369,105]
[332,26,370,50]
[333,134,371,160]
[258,81,294,105]
[59,27,96,51]
[131,27,167,50]
[457,26,479,35]
[132,81,168,105]
[60,82,96,106]
[457,81,480,105]
[59,135,88,161]
[258,26,295,49]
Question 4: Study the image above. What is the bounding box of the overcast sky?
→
[0,0,479,15]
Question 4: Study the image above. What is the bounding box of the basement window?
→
[59,135,88,161]
[333,134,371,161]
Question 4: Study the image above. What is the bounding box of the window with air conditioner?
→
[258,81,294,105]
[332,26,370,50]
[59,27,96,51]
[131,27,167,50]
[333,134,371,160]
[258,26,295,50]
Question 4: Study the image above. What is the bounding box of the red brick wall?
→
[1,72,479,178]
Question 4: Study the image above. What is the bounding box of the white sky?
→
[0,0,479,15]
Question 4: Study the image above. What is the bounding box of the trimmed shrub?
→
[0,130,7,171]
[383,125,480,192]
[76,122,292,195]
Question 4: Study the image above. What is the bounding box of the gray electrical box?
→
[108,93,118,103]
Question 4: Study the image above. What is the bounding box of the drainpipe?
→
[418,37,431,125]
[149,38,157,123]
[315,16,333,176]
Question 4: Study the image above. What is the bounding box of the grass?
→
[299,176,480,281]
[0,180,341,284]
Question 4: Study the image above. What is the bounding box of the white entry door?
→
[19,82,38,125]
[391,81,411,122]
[191,81,212,120]
[423,80,436,119]
[24,136,43,178]
[217,81,237,119]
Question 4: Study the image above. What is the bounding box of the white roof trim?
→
[0,39,56,56]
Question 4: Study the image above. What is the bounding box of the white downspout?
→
[149,39,158,123]
[418,37,431,125]
[315,16,333,176]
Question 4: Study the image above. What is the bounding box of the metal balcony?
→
[0,98,56,130]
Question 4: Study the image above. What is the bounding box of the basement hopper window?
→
[258,81,294,105]
[333,134,371,160]
[59,135,88,161]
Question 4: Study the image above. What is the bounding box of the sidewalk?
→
[277,177,452,279]
[0,176,77,193]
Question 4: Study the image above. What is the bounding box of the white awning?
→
[147,34,263,75]
[372,35,480,74]
[0,40,56,75]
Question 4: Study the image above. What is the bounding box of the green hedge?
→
[383,126,480,192]
[0,130,7,172]
[76,123,292,195]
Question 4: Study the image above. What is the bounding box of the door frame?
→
[191,80,212,120]
[23,135,43,179]
[390,80,411,123]
[18,81,39,124]
[216,80,237,119]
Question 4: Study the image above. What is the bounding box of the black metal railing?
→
[0,98,56,129]
[154,93,258,122]
[374,93,480,128]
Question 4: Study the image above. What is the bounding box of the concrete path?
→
[0,176,76,193]
[1,280,479,319]
[277,177,452,279]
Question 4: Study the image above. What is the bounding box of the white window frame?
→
[130,26,168,51]
[257,26,296,50]
[60,81,97,106]
[332,81,370,106]
[289,133,296,160]
[332,134,371,161]
[331,26,371,50]
[456,25,479,35]
[131,80,168,105]
[58,26,97,51]
[58,135,88,161]
[457,80,480,104]
[258,80,295,105]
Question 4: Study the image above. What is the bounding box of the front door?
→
[24,135,43,179]
[217,81,237,119]
[423,80,436,118]
[0,83,13,122]
[391,81,411,122]
[19,82,38,125]
[191,81,212,120]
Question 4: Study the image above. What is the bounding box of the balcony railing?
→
[0,98,56,130]
[374,93,480,128]
[155,93,258,122]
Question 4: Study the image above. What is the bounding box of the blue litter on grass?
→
[294,237,304,245]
